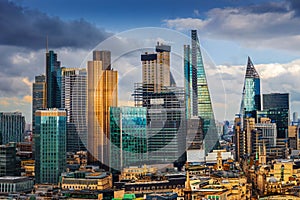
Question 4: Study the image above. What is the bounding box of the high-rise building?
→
[0,142,21,177]
[184,30,218,153]
[109,107,147,171]
[133,84,186,165]
[87,51,118,167]
[32,75,46,134]
[61,68,87,153]
[34,109,66,184]
[46,50,62,108]
[93,50,111,70]
[141,42,171,93]
[260,93,289,138]
[0,112,25,144]
[240,57,261,118]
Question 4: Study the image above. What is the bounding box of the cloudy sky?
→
[1,0,300,123]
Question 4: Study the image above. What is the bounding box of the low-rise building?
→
[60,171,112,191]
[0,176,33,193]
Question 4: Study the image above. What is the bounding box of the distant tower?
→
[261,93,289,138]
[32,75,46,134]
[46,50,62,108]
[0,112,25,144]
[240,57,261,119]
[61,68,87,153]
[34,109,66,184]
[141,42,171,92]
[87,51,118,167]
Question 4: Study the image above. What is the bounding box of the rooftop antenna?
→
[46,35,48,53]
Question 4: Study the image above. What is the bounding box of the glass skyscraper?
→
[0,112,25,144]
[184,30,218,153]
[133,84,186,165]
[240,57,261,118]
[258,93,289,138]
[46,50,62,108]
[34,109,66,184]
[109,107,147,171]
[61,68,87,153]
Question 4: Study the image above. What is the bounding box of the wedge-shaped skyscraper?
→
[184,30,218,153]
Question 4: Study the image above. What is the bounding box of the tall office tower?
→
[109,107,147,171]
[184,30,218,153]
[260,93,289,138]
[0,112,25,144]
[240,57,261,119]
[46,50,62,108]
[184,45,191,119]
[0,143,21,177]
[141,42,171,93]
[34,109,66,184]
[93,51,111,70]
[133,84,186,166]
[32,75,46,134]
[87,51,118,167]
[61,68,87,153]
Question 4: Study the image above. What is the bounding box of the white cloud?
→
[164,6,300,52]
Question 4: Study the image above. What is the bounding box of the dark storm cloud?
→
[0,0,111,50]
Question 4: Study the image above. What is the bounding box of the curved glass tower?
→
[240,57,261,119]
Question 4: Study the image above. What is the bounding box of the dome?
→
[268,176,277,183]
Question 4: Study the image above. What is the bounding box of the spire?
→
[245,56,259,78]
[46,35,49,53]
[185,162,192,191]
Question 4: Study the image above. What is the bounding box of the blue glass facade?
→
[110,107,147,171]
[46,50,62,108]
[241,57,261,118]
[34,109,66,184]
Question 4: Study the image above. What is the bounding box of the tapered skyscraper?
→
[184,30,218,153]
[46,50,62,108]
[87,51,118,167]
[240,57,261,118]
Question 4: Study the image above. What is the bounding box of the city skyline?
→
[1,0,300,123]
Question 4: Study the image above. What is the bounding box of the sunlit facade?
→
[141,43,170,93]
[109,107,147,171]
[34,109,66,184]
[87,51,118,167]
